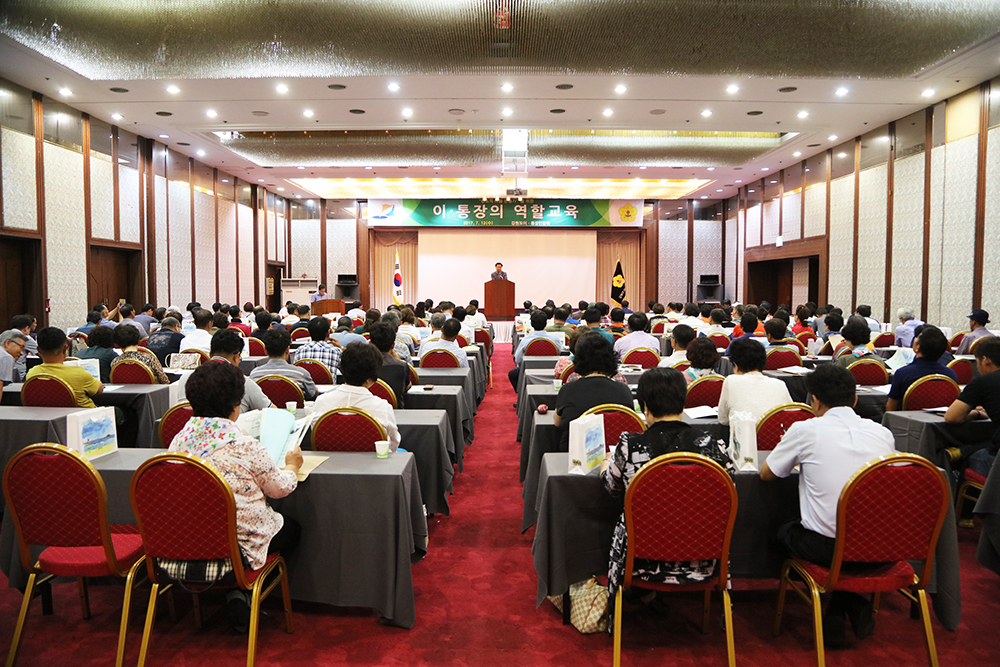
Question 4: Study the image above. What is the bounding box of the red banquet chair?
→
[948,331,970,351]
[956,468,987,529]
[21,374,78,408]
[290,328,311,341]
[525,337,560,356]
[846,358,889,386]
[613,452,738,667]
[818,340,834,356]
[227,324,248,337]
[293,358,334,384]
[130,452,293,667]
[558,362,576,384]
[833,345,853,361]
[255,375,306,409]
[672,361,691,371]
[581,404,646,451]
[408,364,421,385]
[110,358,156,384]
[369,378,398,408]
[873,331,896,348]
[685,374,725,408]
[68,331,89,344]
[247,337,266,356]
[765,347,802,371]
[474,328,493,357]
[651,321,668,334]
[3,443,146,667]
[621,347,660,369]
[158,401,193,447]
[455,333,470,347]
[709,333,731,350]
[756,403,816,451]
[773,453,949,667]
[421,349,461,368]
[796,330,816,346]
[311,407,387,452]
[947,358,974,386]
[969,336,988,354]
[779,337,806,355]
[901,374,960,411]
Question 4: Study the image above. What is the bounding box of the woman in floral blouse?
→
[601,366,734,631]
[111,323,170,383]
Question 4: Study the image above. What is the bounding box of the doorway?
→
[0,235,43,327]
[89,245,143,309]
[265,263,283,314]
[746,255,820,308]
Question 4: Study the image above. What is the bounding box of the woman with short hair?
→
[110,323,170,384]
[681,337,720,384]
[717,337,792,425]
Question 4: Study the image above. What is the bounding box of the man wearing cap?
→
[956,309,994,355]
[0,330,28,385]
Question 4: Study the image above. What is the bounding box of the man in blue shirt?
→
[893,306,924,348]
[508,311,565,391]
[885,325,957,412]
[581,308,614,344]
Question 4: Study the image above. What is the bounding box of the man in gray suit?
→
[490,262,508,280]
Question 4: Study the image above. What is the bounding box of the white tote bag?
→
[568,413,606,475]
[728,411,759,472]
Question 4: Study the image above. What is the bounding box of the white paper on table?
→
[923,407,949,414]
[865,385,892,395]
[102,384,125,392]
[779,366,813,375]
[885,348,916,371]
[683,406,719,419]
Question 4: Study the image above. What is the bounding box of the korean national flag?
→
[393,251,404,305]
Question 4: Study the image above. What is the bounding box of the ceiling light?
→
[838,152,848,158]
[433,166,441,170]
[571,166,579,169]
[206,109,217,117]
[707,167,715,171]
[297,166,305,170]
[196,150,206,157]
[402,108,413,117]
[277,187,284,191]
[828,135,839,141]
[770,180,778,184]
[835,87,849,97]
[793,151,802,157]
[303,109,314,117]
[501,83,513,92]
[700,195,708,199]
[502,108,512,116]
[735,180,742,183]
[275,84,288,93]
[387,82,400,92]
[603,108,613,116]
[797,111,809,119]
[716,189,724,192]
[701,109,712,117]
[615,84,627,94]
[110,113,123,121]
[257,178,265,182]
[726,84,739,94]
[748,189,756,193]
[365,166,372,169]
[58,88,72,96]
[761,167,770,171]
[639,166,646,170]
[158,134,169,138]
[166,85,180,94]
[221,179,229,183]
[921,89,935,97]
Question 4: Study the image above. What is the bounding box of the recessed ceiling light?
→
[797,111,809,119]
[402,108,413,117]
[303,109,314,117]
[501,83,513,92]
[701,109,712,117]
[387,82,400,92]
[277,187,284,191]
[726,84,740,94]
[735,179,742,183]
[276,84,288,93]
[58,88,72,96]
[297,166,305,170]
[433,166,441,170]
[835,87,849,97]
[365,166,372,169]
[921,89,935,97]
[716,189,724,192]
[707,167,715,171]
[748,189,756,193]
[158,134,169,139]
[615,84,627,94]
[571,166,579,170]
[111,113,123,121]
[770,180,778,184]
[258,179,265,182]
[603,108,613,116]
[639,166,646,170]
[761,167,770,171]
[838,152,848,158]
[828,135,839,141]
[166,85,180,94]
[793,151,802,157]
[196,150,206,157]
[221,179,229,183]
[206,109,217,117]
[502,108,512,116]
[700,195,708,199]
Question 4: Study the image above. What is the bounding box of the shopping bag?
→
[728,411,759,471]
[568,412,605,475]
[547,577,609,634]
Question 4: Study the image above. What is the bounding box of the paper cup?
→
[285,401,297,413]
[375,440,391,458]
[553,379,563,390]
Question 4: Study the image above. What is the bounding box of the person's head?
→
[119,304,134,319]
[10,314,33,333]
[441,318,462,341]
[414,302,426,317]
[523,300,532,311]
[36,327,68,361]
[579,300,590,312]
[734,304,745,318]
[597,302,610,317]
[728,337,767,373]
[621,300,629,309]
[652,303,665,315]
[400,307,416,325]
[92,303,109,319]
[307,316,330,342]
[365,308,381,324]
[138,303,154,315]
[856,304,872,318]
[380,310,401,331]
[610,308,625,324]
[228,305,240,320]
[775,308,791,324]
[684,302,700,317]
[166,309,184,322]
[897,306,915,323]
[0,330,27,361]
[671,324,696,350]
[192,308,213,330]
[339,342,383,387]
[973,336,1000,375]
[968,308,990,330]
[243,302,254,313]
[185,360,246,419]
[335,316,353,332]
[647,300,656,311]
[254,311,273,332]
[740,312,758,334]
[159,316,181,332]
[87,325,115,349]
[583,308,601,325]
[210,329,246,363]
[212,312,230,330]
[627,312,648,333]
[759,300,772,316]
[529,311,548,332]
[317,283,327,294]
[685,337,720,371]
[112,323,142,349]
[466,304,478,316]
[296,304,310,318]
[211,302,223,313]
[430,312,447,331]
[699,304,713,319]
[553,307,569,323]
[636,367,687,419]
[913,325,947,361]
[841,319,872,347]
[795,305,811,324]
[764,318,787,342]
[452,306,467,322]
[572,332,618,377]
[263,327,292,359]
[745,304,759,317]
[86,310,103,325]
[710,308,726,325]
[824,312,844,333]
[803,363,857,414]
[495,262,503,271]
[368,322,396,354]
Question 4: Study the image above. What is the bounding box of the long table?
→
[882,411,994,490]
[531,452,963,631]
[763,370,891,421]
[0,448,428,629]
[405,385,474,468]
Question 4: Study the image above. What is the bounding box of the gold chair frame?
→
[901,374,960,411]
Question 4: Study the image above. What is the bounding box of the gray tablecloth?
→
[763,370,889,421]
[413,367,477,420]
[515,357,563,396]
[0,406,78,499]
[405,385,474,468]
[975,449,1000,576]
[3,383,171,449]
[882,411,994,489]
[0,448,428,629]
[531,452,962,631]
[239,356,271,374]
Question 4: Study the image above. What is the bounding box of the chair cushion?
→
[795,558,915,593]
[965,468,987,486]
[38,529,144,577]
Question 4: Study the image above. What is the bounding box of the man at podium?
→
[491,263,508,281]
[311,283,328,302]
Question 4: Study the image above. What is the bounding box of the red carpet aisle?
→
[1,343,998,665]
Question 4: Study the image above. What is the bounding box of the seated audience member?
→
[250,311,274,340]
[731,304,745,327]
[554,328,630,385]
[8,314,38,383]
[228,305,251,335]
[666,302,684,323]
[77,310,104,335]
[759,301,773,321]
[791,306,814,336]
[180,308,214,354]
[702,308,729,335]
[761,364,894,647]
[658,323,697,367]
[249,328,317,400]
[382,310,415,357]
[546,307,576,338]
[117,304,147,336]
[208,329,273,412]
[554,333,633,449]
[812,306,830,337]
[678,303,706,332]
[92,302,121,328]
[450,306,476,344]
[763,318,791,348]
[417,312,447,357]
[834,318,887,370]
[369,322,410,408]
[0,330,28,385]
[731,309,764,338]
[680,337,720,383]
[885,325,957,411]
[894,307,925,348]
[111,323,169,384]
[26,327,103,407]
[314,342,401,451]
[956,309,994,355]
[648,303,669,326]
[292,316,343,376]
[620,300,633,315]
[822,311,845,349]
[145,316,185,365]
[911,323,954,366]
[608,308,628,335]
[289,304,311,332]
[571,299,589,321]
[277,300,293,318]
[153,307,168,322]
[397,307,423,344]
[332,316,368,347]
[169,360,301,631]
[134,303,158,333]
[509,311,564,389]
[582,308,615,343]
[602,367,734,617]
[718,337,793,425]
[946,337,1000,477]
[75,325,117,382]
[355,308,381,334]
[613,312,658,360]
[422,318,470,369]
[855,304,881,334]
[466,303,488,329]
[280,304,300,326]
[209,312,230,335]
[699,303,714,324]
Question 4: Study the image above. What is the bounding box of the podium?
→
[311,298,345,317]
[484,279,515,320]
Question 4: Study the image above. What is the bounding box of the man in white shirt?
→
[417,313,446,358]
[762,363,894,647]
[331,316,368,347]
[0,330,27,386]
[313,342,401,452]
[206,329,273,412]
[179,308,214,355]
[420,318,469,368]
[657,323,696,368]
[466,302,488,329]
[613,312,659,361]
[854,304,881,334]
[451,306,477,344]
[678,303,707,332]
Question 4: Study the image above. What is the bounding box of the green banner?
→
[368,199,643,227]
